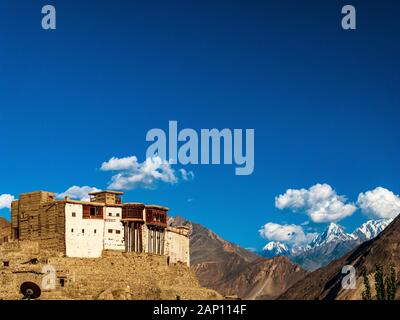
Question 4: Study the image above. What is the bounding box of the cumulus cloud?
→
[0,194,14,210]
[100,155,193,190]
[357,187,400,219]
[57,186,100,202]
[275,183,357,223]
[258,222,315,246]
[99,155,138,171]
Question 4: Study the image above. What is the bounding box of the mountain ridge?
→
[169,216,307,299]
[262,219,393,271]
[279,214,400,300]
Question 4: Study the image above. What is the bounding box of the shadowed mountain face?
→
[170,216,307,300]
[279,215,400,300]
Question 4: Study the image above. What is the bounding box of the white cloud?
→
[179,169,194,181]
[258,222,314,246]
[100,155,138,171]
[357,187,400,219]
[0,194,14,210]
[275,183,357,223]
[100,155,192,190]
[57,186,100,202]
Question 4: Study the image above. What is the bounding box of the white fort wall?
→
[64,202,190,265]
[165,227,190,267]
[103,206,124,251]
[65,203,104,258]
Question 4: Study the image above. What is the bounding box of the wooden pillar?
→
[138,224,142,253]
[131,222,136,252]
[124,223,128,252]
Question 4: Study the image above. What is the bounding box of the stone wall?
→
[0,240,220,300]
[11,191,65,252]
[0,218,10,244]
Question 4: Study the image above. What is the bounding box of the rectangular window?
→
[3,261,9,267]
[90,207,96,216]
[116,213,120,217]
[82,229,85,234]
[108,212,112,217]
[94,229,97,234]
[108,229,113,234]
[116,230,121,234]
[71,228,74,233]
[72,212,76,217]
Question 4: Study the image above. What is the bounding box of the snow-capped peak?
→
[352,218,393,241]
[262,241,290,258]
[309,223,355,248]
[263,241,289,252]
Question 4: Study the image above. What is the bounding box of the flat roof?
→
[19,190,55,196]
[88,190,124,195]
[146,204,169,211]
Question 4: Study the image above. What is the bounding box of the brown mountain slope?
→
[0,217,10,244]
[279,214,400,300]
[170,216,307,299]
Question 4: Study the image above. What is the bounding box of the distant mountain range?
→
[261,219,393,271]
[279,214,400,300]
[169,216,307,300]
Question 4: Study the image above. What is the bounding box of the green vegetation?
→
[361,269,371,300]
[362,265,397,300]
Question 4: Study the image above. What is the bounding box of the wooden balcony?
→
[122,204,145,221]
[145,207,167,228]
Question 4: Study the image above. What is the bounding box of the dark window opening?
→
[3,261,9,267]
[82,229,85,234]
[59,278,65,287]
[116,230,121,234]
[94,229,97,234]
[72,212,76,217]
[108,229,113,234]
[90,207,96,216]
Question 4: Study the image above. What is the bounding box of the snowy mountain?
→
[261,241,290,258]
[352,219,393,241]
[308,223,356,248]
[261,219,393,270]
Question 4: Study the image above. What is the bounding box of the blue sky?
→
[1,0,400,250]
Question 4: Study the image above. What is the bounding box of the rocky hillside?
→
[170,216,307,299]
[279,215,400,300]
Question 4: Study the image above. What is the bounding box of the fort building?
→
[10,190,190,266]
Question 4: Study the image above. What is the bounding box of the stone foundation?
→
[0,241,221,300]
